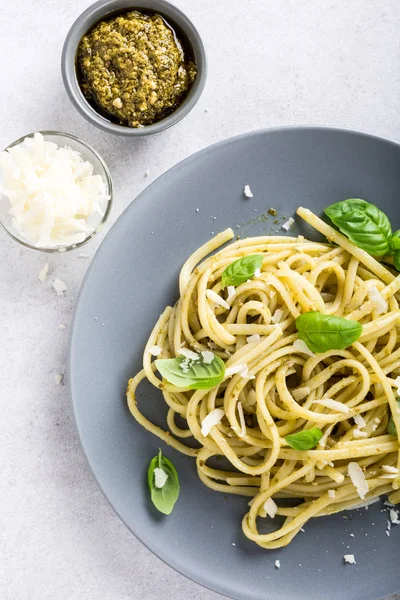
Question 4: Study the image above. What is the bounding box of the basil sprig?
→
[388,399,400,436]
[155,355,225,389]
[285,428,323,450]
[148,449,180,515]
[325,199,392,256]
[221,254,263,288]
[296,312,362,353]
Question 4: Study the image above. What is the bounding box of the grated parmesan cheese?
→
[293,339,315,356]
[201,409,225,436]
[225,364,246,377]
[354,414,366,429]
[382,465,398,474]
[227,286,236,301]
[243,184,253,198]
[0,132,110,248]
[178,347,199,361]
[38,262,49,282]
[154,467,168,488]
[246,334,260,344]
[148,345,162,356]
[264,497,278,518]
[282,217,294,231]
[353,430,368,439]
[313,398,350,413]
[389,509,400,525]
[348,462,368,500]
[53,278,67,296]
[55,373,64,385]
[58,324,66,330]
[201,350,215,364]
[271,309,284,324]
[274,559,280,569]
[254,268,261,277]
[328,489,336,499]
[344,554,356,564]
[368,285,388,314]
[206,289,230,309]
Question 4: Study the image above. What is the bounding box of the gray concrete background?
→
[1,1,400,598]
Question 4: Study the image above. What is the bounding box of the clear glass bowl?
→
[0,131,113,252]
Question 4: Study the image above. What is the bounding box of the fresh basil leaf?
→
[155,355,225,389]
[324,199,392,256]
[148,449,180,515]
[295,311,362,353]
[221,254,263,288]
[394,250,400,272]
[285,428,323,450]
[388,399,400,436]
[389,230,400,253]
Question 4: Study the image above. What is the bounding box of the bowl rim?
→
[0,130,113,253]
[61,0,208,136]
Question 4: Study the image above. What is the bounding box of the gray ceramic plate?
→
[70,127,400,600]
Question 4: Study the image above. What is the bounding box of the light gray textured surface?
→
[1,1,400,599]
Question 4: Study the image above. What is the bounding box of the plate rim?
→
[69,125,400,600]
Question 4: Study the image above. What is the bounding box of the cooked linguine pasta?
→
[127,206,400,548]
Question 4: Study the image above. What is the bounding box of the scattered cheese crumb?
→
[227,286,236,301]
[144,170,150,177]
[58,324,66,330]
[282,217,295,231]
[353,430,368,438]
[154,467,168,488]
[313,398,350,413]
[225,364,247,377]
[393,376,400,396]
[38,262,49,282]
[243,184,253,198]
[293,339,315,356]
[274,559,280,569]
[264,497,278,518]
[201,409,225,436]
[53,278,67,296]
[350,533,355,538]
[271,309,284,324]
[178,347,199,361]
[238,364,255,379]
[344,554,356,564]
[348,462,368,500]
[354,414,366,429]
[368,285,388,314]
[206,289,230,309]
[390,509,400,524]
[237,401,246,438]
[246,334,260,344]
[328,489,336,499]
[382,465,398,474]
[55,373,64,385]
[201,350,215,364]
[148,345,162,356]
[254,268,261,277]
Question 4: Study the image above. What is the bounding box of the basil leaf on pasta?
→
[148,449,180,515]
[285,428,323,450]
[388,400,400,436]
[295,312,362,353]
[389,230,400,253]
[155,355,225,389]
[393,250,400,272]
[324,199,392,256]
[221,254,263,288]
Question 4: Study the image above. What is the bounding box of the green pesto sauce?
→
[77,10,197,128]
